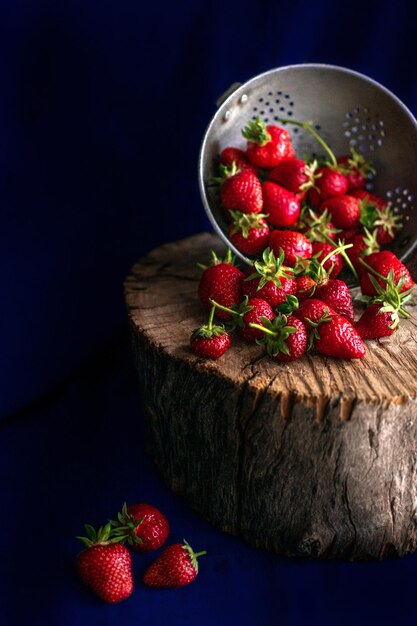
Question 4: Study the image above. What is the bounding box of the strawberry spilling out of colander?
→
[191,117,415,361]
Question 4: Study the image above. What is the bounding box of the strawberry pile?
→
[191,119,415,361]
[75,502,206,603]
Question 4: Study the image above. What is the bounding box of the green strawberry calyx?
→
[192,305,227,340]
[359,268,413,322]
[197,248,237,271]
[276,294,300,315]
[299,207,340,243]
[182,539,207,573]
[242,116,271,146]
[304,309,334,350]
[75,521,126,550]
[299,159,322,192]
[340,148,376,178]
[250,314,297,357]
[245,247,293,289]
[373,204,403,238]
[209,296,253,330]
[229,210,269,239]
[109,502,144,547]
[210,161,241,186]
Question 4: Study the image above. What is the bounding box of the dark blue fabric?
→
[2,1,417,624]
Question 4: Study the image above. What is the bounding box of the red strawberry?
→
[242,248,296,308]
[359,250,414,297]
[372,204,402,245]
[261,180,300,227]
[190,307,231,359]
[144,540,206,588]
[269,230,313,267]
[228,210,270,256]
[298,207,339,243]
[337,149,375,191]
[242,117,294,168]
[251,313,307,362]
[350,189,388,211]
[297,300,365,359]
[296,275,316,302]
[308,166,348,207]
[112,503,169,552]
[319,195,360,230]
[75,523,133,604]
[268,158,318,195]
[346,228,380,269]
[311,242,343,278]
[198,250,244,320]
[209,295,275,341]
[218,164,263,214]
[315,279,354,322]
[355,303,398,339]
[220,147,258,175]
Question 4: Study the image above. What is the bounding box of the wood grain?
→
[125,232,417,559]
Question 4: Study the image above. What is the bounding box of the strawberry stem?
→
[321,232,359,282]
[277,118,338,168]
[248,322,276,336]
[209,298,239,317]
[207,305,216,331]
[193,551,207,558]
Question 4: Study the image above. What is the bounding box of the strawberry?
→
[216,163,263,214]
[308,166,348,207]
[355,303,398,339]
[111,502,169,552]
[296,275,316,302]
[345,228,380,269]
[350,189,388,211]
[190,306,231,359]
[315,279,354,322]
[210,295,275,341]
[75,523,133,604]
[144,540,206,588]
[198,250,244,320]
[220,146,259,175]
[228,210,270,256]
[242,248,296,307]
[261,180,300,227]
[268,158,319,195]
[359,251,414,297]
[319,195,360,230]
[242,117,294,168]
[269,230,313,267]
[337,149,375,191]
[311,242,343,278]
[250,314,307,362]
[297,299,365,359]
[298,207,339,243]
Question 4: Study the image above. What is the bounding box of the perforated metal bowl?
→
[198,64,417,267]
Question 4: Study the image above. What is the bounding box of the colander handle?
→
[215,82,242,108]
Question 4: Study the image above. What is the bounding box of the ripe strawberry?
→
[261,180,300,227]
[315,279,354,322]
[251,314,307,362]
[144,540,206,588]
[319,195,360,230]
[269,230,313,267]
[210,295,275,341]
[111,502,169,552]
[198,250,244,320]
[350,189,388,211]
[296,275,316,302]
[359,251,414,296]
[311,242,343,278]
[242,117,294,168]
[190,306,231,359]
[268,158,319,195]
[217,163,263,214]
[298,207,339,242]
[308,166,348,207]
[373,204,402,245]
[220,146,259,175]
[355,303,398,339]
[297,299,365,359]
[337,149,375,191]
[346,228,380,269]
[228,210,270,256]
[242,248,296,308]
[75,523,133,604]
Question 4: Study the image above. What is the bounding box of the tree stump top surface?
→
[125,232,417,420]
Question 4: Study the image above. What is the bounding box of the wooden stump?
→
[124,232,417,560]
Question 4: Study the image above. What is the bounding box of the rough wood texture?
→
[125,232,417,560]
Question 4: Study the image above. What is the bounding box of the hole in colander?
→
[258,97,264,102]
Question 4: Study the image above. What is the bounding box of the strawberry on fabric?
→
[308,166,348,207]
[111,502,169,552]
[242,117,294,168]
[337,149,375,191]
[220,146,259,175]
[261,180,300,227]
[198,249,244,320]
[358,250,414,297]
[250,313,307,362]
[228,210,270,256]
[190,306,231,359]
[319,194,360,230]
[215,162,263,214]
[242,247,297,308]
[75,523,133,604]
[144,540,206,588]
[268,158,319,197]
[269,229,313,267]
[345,228,380,269]
[296,299,365,359]
[209,295,275,341]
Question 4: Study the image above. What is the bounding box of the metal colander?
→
[198,63,417,268]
